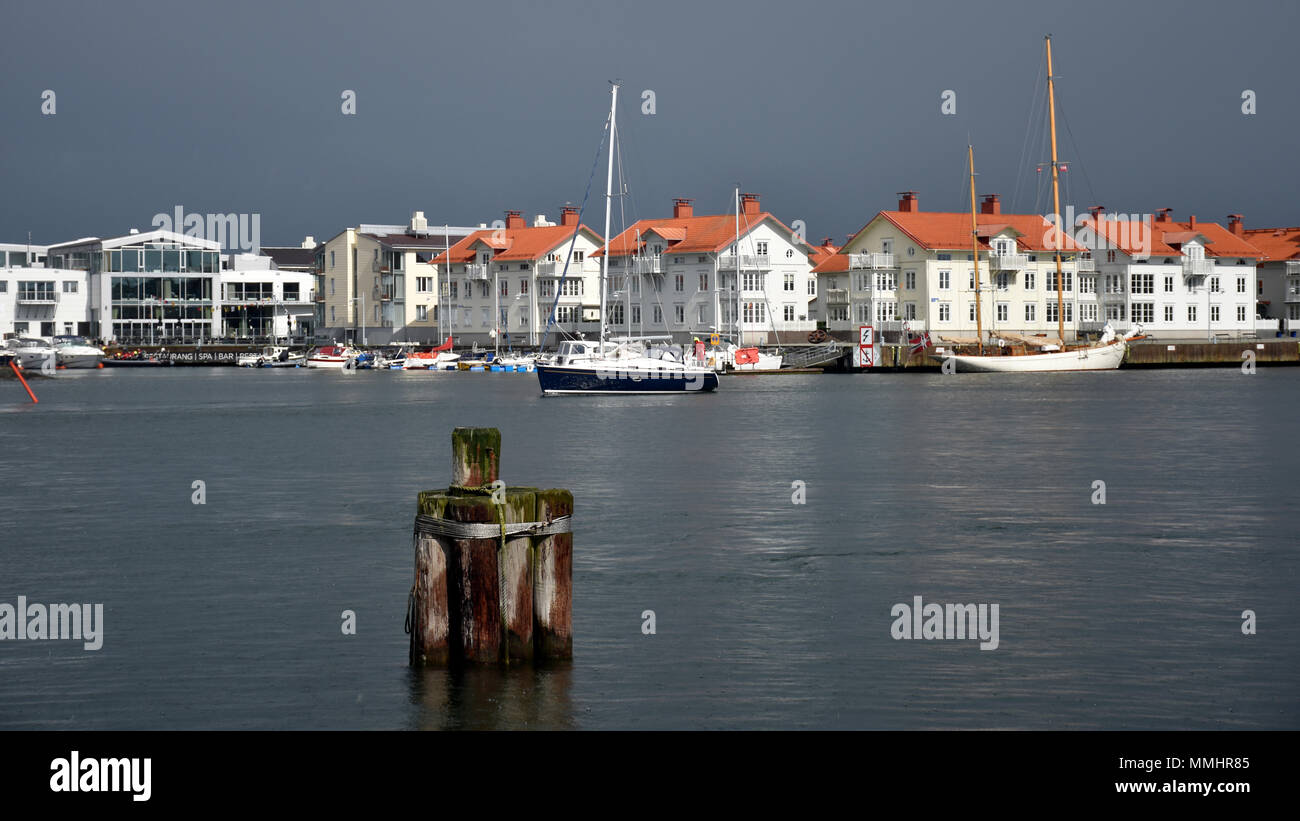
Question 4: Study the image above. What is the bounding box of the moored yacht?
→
[4,337,58,372]
[306,345,359,369]
[53,336,106,369]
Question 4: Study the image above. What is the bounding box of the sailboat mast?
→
[969,145,983,355]
[734,187,741,345]
[1046,35,1065,345]
[599,82,618,355]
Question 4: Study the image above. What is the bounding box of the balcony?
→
[1285,282,1300,303]
[535,259,591,277]
[988,252,1030,271]
[16,291,58,304]
[717,254,771,270]
[848,252,896,270]
[1183,259,1214,276]
[1286,261,1300,275]
[624,257,661,275]
[826,288,850,305]
[465,264,489,281]
[1074,257,1096,272]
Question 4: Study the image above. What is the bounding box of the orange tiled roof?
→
[593,212,803,258]
[1242,227,1300,261]
[433,224,601,265]
[1077,217,1181,257]
[1155,220,1264,258]
[808,241,840,269]
[879,211,1085,253]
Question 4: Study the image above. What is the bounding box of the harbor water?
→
[1,367,1296,729]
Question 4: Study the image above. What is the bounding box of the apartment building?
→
[596,195,819,345]
[814,192,1090,341]
[317,212,479,345]
[0,241,87,338]
[1241,221,1300,334]
[432,208,604,346]
[1076,209,1261,340]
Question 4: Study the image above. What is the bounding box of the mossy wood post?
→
[533,488,574,660]
[410,427,572,666]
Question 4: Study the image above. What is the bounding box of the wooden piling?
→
[409,428,571,667]
[533,488,574,660]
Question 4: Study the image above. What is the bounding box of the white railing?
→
[1074,257,1096,272]
[16,290,58,304]
[988,252,1030,270]
[535,259,592,277]
[826,288,849,304]
[717,254,770,270]
[1285,261,1300,275]
[625,257,661,275]
[464,264,489,281]
[848,252,896,269]
[1183,259,1214,276]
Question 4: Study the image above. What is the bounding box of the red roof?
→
[1243,227,1300,261]
[433,224,601,265]
[1155,220,1263,258]
[594,211,803,258]
[875,211,1085,253]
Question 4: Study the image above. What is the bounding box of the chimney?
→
[505,210,524,229]
[898,191,919,212]
[673,198,694,219]
[1227,214,1244,236]
[821,237,834,249]
[560,206,579,227]
[980,194,1001,215]
[741,193,761,216]
[301,235,315,249]
[1156,208,1173,224]
[1187,215,1197,230]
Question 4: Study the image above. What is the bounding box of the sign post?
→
[856,325,874,368]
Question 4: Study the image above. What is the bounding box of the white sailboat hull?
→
[948,340,1126,372]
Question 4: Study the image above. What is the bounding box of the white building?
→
[597,195,819,345]
[433,208,604,346]
[1077,209,1261,340]
[1241,220,1300,336]
[219,253,317,340]
[0,241,90,339]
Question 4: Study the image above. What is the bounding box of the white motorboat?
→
[238,345,305,368]
[53,335,106,369]
[705,343,783,372]
[946,325,1135,372]
[4,337,58,372]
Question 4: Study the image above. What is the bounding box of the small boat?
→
[404,350,460,370]
[705,342,783,372]
[53,336,106,369]
[237,346,305,368]
[306,345,358,369]
[4,337,58,372]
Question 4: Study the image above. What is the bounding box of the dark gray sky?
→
[3,0,1297,248]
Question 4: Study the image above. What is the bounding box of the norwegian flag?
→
[908,330,931,352]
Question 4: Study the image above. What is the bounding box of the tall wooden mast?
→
[1046,35,1065,345]
[969,144,983,354]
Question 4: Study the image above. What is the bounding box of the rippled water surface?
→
[1,366,1296,729]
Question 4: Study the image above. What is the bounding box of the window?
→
[700,273,709,291]
[1210,277,1221,293]
[674,304,684,324]
[697,305,707,324]
[1047,270,1074,292]
[416,305,428,321]
[938,303,951,322]
[481,307,490,327]
[449,281,458,299]
[672,274,683,292]
[875,272,896,290]
[904,270,916,290]
[330,251,335,268]
[1163,305,1174,322]
[1130,273,1153,294]
[1045,302,1074,322]
[938,270,951,290]
[968,270,975,290]
[1080,303,1097,321]
[784,273,794,291]
[0,281,6,292]
[876,301,897,322]
[1024,271,1036,290]
[786,249,794,259]
[968,303,976,322]
[698,256,707,264]
[1211,305,1221,322]
[937,253,952,261]
[284,283,300,301]
[560,279,582,296]
[330,278,335,295]
[742,272,762,291]
[653,305,662,324]
[783,304,795,322]
[755,241,768,257]
[1132,303,1154,324]
[1103,275,1123,294]
[1236,305,1247,322]
[500,280,508,296]
[996,303,1008,322]
[520,279,528,294]
[539,280,554,298]
[1237,277,1246,294]
[330,306,336,322]
[416,277,433,293]
[855,304,871,323]
[62,280,78,293]
[807,278,816,296]
[904,302,916,320]
[1187,305,1197,322]
[632,305,641,324]
[1164,276,1174,293]
[743,302,767,323]
[573,251,584,262]
[996,273,1009,291]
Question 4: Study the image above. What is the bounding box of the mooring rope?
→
[411,514,572,539]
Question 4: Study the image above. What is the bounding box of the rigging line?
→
[1011,61,1046,214]
[538,105,610,352]
[1055,88,1100,212]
